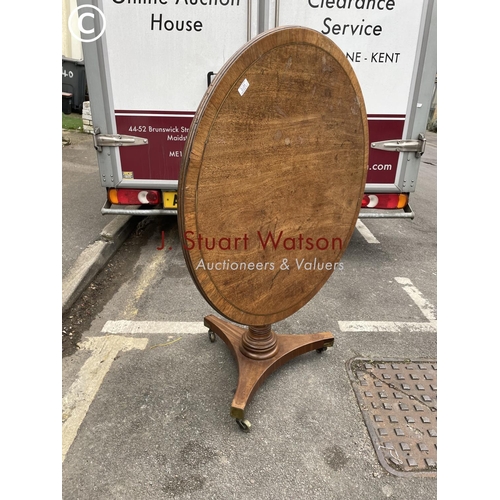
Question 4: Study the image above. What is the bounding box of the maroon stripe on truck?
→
[114,110,195,181]
[114,111,406,185]
[366,115,406,185]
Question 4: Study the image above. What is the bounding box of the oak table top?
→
[179,26,368,326]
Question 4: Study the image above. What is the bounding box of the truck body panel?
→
[272,0,436,196]
[76,0,436,217]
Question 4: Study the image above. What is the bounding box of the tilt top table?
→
[178,26,368,430]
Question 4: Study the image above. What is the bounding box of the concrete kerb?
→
[62,215,140,314]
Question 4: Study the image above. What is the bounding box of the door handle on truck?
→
[207,72,216,87]
[371,133,426,158]
[93,128,148,152]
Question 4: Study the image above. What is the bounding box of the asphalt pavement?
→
[62,128,439,499]
[62,128,139,313]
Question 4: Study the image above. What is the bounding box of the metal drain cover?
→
[347,358,437,477]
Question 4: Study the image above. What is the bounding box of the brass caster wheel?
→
[316,346,328,353]
[208,330,216,343]
[236,419,251,432]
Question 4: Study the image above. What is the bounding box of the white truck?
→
[74,0,436,218]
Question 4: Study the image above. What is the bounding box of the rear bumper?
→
[358,204,415,219]
[101,200,415,219]
[101,200,177,216]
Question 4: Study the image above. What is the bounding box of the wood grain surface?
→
[178,26,368,326]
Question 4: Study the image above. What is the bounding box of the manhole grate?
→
[347,358,437,477]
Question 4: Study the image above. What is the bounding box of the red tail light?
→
[361,193,408,209]
[108,188,160,205]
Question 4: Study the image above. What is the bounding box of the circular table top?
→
[178,26,368,326]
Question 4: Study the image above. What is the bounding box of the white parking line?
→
[356,220,380,244]
[338,278,436,333]
[395,277,437,327]
[338,321,436,333]
[62,335,148,463]
[102,320,206,335]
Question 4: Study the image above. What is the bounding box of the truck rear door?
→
[77,0,258,214]
[270,0,437,217]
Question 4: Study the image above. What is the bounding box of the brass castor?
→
[236,419,251,432]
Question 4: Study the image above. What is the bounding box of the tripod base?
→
[204,315,334,425]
